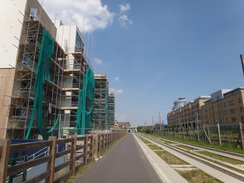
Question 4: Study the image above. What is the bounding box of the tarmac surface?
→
[75,133,163,183]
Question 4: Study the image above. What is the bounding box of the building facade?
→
[167,96,211,128]
[168,88,244,128]
[0,0,95,139]
[93,74,109,129]
[201,88,244,126]
[108,93,115,128]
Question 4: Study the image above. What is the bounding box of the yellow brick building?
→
[168,88,244,128]
[201,88,244,126]
[167,96,210,128]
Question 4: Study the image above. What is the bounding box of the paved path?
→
[75,133,163,183]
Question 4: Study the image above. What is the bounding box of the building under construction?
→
[0,0,107,139]
[108,93,115,128]
[93,74,109,129]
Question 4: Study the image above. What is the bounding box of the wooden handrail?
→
[0,132,126,183]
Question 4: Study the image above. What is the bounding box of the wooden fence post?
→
[48,136,57,183]
[71,135,77,176]
[93,134,98,160]
[240,123,244,150]
[188,126,192,140]
[197,124,200,142]
[182,126,185,140]
[85,134,88,165]
[0,139,10,183]
[236,122,244,150]
[217,123,222,146]
[203,125,212,145]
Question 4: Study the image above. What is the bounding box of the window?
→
[29,8,37,20]
[223,103,226,107]
[239,98,242,103]
[229,100,234,106]
[231,117,237,122]
[75,32,84,52]
[230,109,235,114]
[240,107,243,112]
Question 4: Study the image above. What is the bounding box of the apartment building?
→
[168,87,244,128]
[167,96,210,128]
[201,88,244,126]
[0,0,94,139]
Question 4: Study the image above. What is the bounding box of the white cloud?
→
[110,88,124,94]
[114,77,120,81]
[119,3,131,13]
[40,0,115,33]
[93,58,103,64]
[115,113,126,121]
[119,15,133,27]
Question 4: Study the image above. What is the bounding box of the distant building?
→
[113,120,119,129]
[201,88,244,126]
[93,74,109,129]
[167,96,210,128]
[167,87,244,128]
[172,98,187,110]
[108,93,115,128]
[118,122,131,129]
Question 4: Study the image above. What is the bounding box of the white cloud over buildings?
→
[110,88,124,94]
[114,77,120,81]
[40,0,115,33]
[93,58,103,64]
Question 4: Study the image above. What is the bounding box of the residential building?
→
[167,96,210,128]
[168,88,244,128]
[118,122,131,129]
[201,88,244,126]
[0,0,94,139]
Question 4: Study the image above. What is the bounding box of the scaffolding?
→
[8,10,66,139]
[7,5,93,139]
[108,93,115,127]
[93,74,109,130]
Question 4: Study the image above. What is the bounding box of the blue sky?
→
[42,0,244,126]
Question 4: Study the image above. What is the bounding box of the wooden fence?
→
[156,122,244,150]
[0,132,126,183]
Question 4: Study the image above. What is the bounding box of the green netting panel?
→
[25,28,55,140]
[70,67,94,135]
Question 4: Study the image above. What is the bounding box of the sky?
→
[40,0,244,127]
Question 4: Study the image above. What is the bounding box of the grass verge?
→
[177,169,223,183]
[197,151,244,165]
[151,133,244,154]
[137,135,188,165]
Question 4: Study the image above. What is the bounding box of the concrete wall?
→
[0,0,27,68]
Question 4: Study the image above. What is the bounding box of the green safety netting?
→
[25,28,57,140]
[70,67,94,135]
